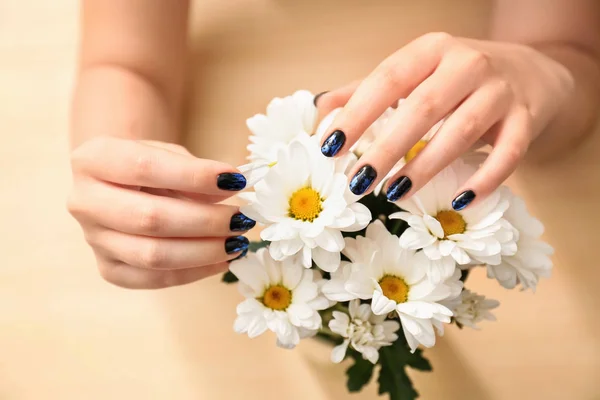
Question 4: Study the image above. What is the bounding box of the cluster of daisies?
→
[228,90,553,377]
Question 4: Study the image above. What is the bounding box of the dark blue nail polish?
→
[349,165,377,195]
[321,130,346,157]
[313,91,329,106]
[452,190,476,211]
[229,248,249,262]
[386,176,412,202]
[230,213,256,232]
[225,236,249,254]
[217,173,246,191]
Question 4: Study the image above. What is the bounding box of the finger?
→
[72,182,255,237]
[90,229,250,270]
[72,136,246,194]
[347,47,489,195]
[319,32,450,157]
[385,79,513,201]
[451,106,531,210]
[97,258,229,290]
[314,80,361,119]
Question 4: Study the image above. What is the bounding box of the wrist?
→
[527,42,600,161]
[70,64,181,149]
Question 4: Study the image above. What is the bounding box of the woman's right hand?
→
[67,137,253,289]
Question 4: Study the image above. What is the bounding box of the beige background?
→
[1,0,600,399]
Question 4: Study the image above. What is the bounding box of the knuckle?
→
[66,192,84,219]
[504,144,526,164]
[70,137,113,173]
[138,239,167,269]
[378,62,404,90]
[421,31,453,46]
[459,115,483,140]
[414,93,440,120]
[132,153,155,182]
[465,50,491,74]
[137,203,165,234]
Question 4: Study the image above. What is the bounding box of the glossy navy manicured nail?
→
[321,130,346,157]
[349,165,377,195]
[386,176,412,202]
[229,248,249,262]
[217,173,246,191]
[313,91,329,106]
[225,236,249,254]
[452,190,476,211]
[230,213,256,232]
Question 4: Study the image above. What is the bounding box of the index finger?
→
[73,136,246,195]
[319,32,448,157]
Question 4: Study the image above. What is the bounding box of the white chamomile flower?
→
[329,299,400,364]
[322,220,462,352]
[389,160,516,279]
[230,248,330,348]
[442,289,500,329]
[239,90,318,186]
[486,189,554,291]
[239,134,371,272]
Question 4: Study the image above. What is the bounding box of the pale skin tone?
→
[68,0,600,289]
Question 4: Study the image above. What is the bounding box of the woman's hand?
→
[317,32,575,209]
[67,137,253,289]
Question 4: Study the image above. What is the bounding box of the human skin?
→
[68,0,600,289]
[317,0,600,207]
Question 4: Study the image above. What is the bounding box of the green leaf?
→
[221,270,238,283]
[378,346,419,400]
[249,240,270,252]
[406,348,432,371]
[376,337,433,400]
[346,354,375,392]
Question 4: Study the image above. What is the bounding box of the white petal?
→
[312,247,341,272]
[371,290,398,315]
[331,341,350,363]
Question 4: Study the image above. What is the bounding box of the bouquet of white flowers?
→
[222,90,554,400]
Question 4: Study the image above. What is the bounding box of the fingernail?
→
[321,130,346,157]
[349,165,377,195]
[230,213,256,232]
[386,176,412,202]
[313,91,329,106]
[225,236,250,254]
[452,190,476,211]
[217,173,246,191]
[229,248,249,262]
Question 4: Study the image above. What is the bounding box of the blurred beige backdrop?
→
[1,0,600,399]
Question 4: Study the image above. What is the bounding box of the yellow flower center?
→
[261,285,292,311]
[378,275,409,304]
[405,140,429,162]
[288,187,323,222]
[268,161,277,167]
[435,210,467,237]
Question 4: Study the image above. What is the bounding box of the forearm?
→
[491,0,600,160]
[525,44,600,159]
[70,0,190,149]
[491,0,600,158]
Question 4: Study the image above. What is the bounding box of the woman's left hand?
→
[317,32,574,209]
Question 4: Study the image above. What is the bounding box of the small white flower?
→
[230,248,330,348]
[389,160,516,282]
[442,289,500,329]
[239,134,371,272]
[247,90,317,165]
[239,90,319,187]
[329,299,400,364]
[486,188,554,291]
[322,220,462,352]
